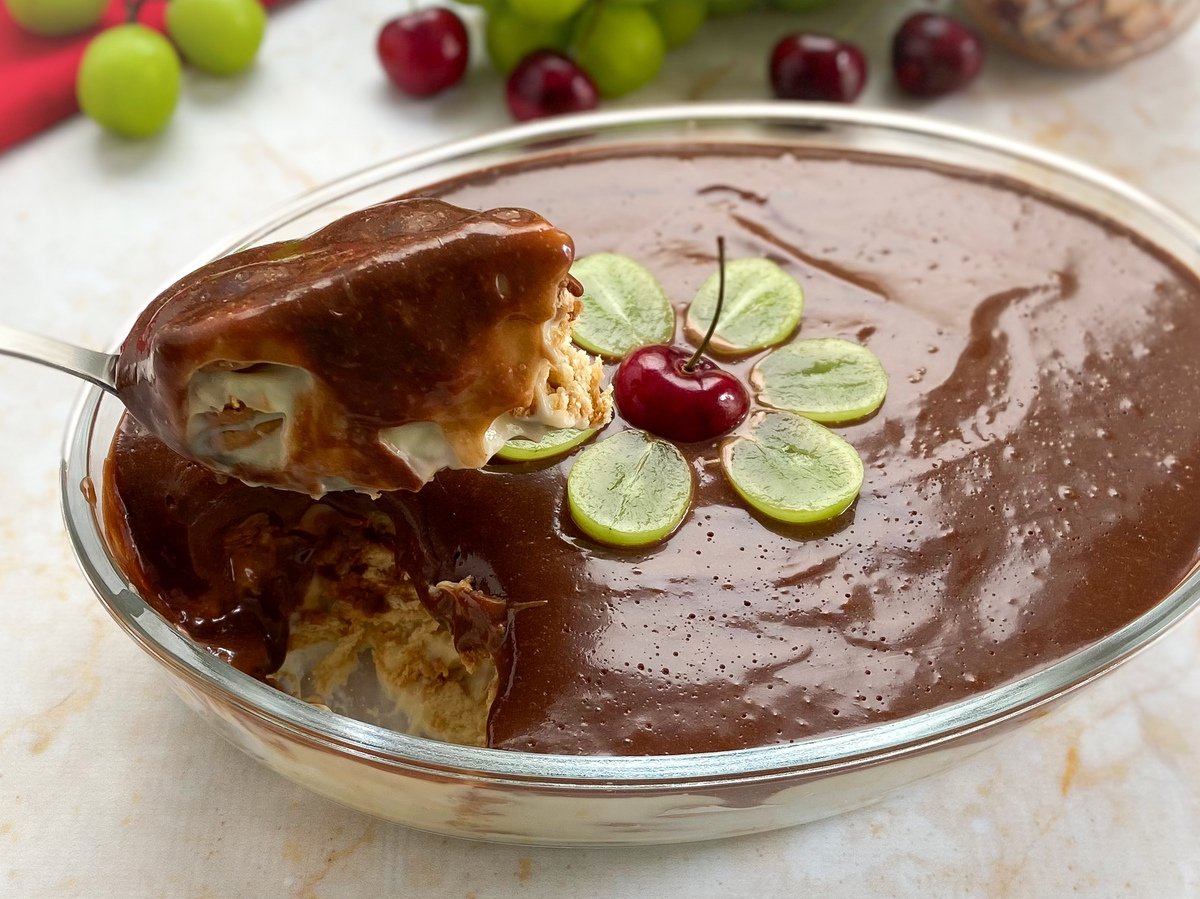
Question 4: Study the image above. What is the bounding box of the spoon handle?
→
[0,324,118,393]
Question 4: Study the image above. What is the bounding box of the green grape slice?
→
[722,411,864,524]
[685,258,804,356]
[570,253,675,360]
[751,338,888,424]
[495,427,597,462]
[567,429,693,547]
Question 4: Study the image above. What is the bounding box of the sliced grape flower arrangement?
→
[494,238,889,548]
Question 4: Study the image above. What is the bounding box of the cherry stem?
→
[686,236,725,372]
[125,0,147,23]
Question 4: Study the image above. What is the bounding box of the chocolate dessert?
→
[104,145,1200,755]
[116,198,610,496]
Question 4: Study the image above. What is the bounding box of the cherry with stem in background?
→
[377,7,469,98]
[613,237,751,444]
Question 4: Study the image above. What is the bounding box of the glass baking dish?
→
[62,103,1200,846]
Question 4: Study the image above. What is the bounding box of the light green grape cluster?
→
[475,0,838,98]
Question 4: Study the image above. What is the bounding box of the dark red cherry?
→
[770,33,868,103]
[892,13,984,98]
[614,345,750,444]
[506,51,599,121]
[377,8,469,98]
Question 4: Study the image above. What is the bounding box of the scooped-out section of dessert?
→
[102,143,1200,755]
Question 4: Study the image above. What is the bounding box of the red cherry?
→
[506,51,599,122]
[613,345,750,444]
[769,33,868,104]
[892,13,984,98]
[377,8,469,98]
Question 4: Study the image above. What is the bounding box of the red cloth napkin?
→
[0,0,284,152]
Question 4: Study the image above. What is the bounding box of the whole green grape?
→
[651,0,706,49]
[4,0,106,36]
[573,4,664,98]
[165,0,267,76]
[76,24,181,138]
[485,9,570,74]
[509,0,588,25]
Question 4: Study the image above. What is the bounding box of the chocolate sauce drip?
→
[105,146,1200,755]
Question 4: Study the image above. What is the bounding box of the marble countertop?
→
[2,2,1199,895]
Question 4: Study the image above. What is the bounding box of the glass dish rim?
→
[62,102,1200,789]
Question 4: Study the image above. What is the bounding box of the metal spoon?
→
[0,324,118,393]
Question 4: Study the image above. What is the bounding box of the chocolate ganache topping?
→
[105,145,1200,755]
[115,198,609,497]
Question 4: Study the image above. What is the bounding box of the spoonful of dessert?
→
[0,197,611,497]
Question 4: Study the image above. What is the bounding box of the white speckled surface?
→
[2,2,1199,895]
